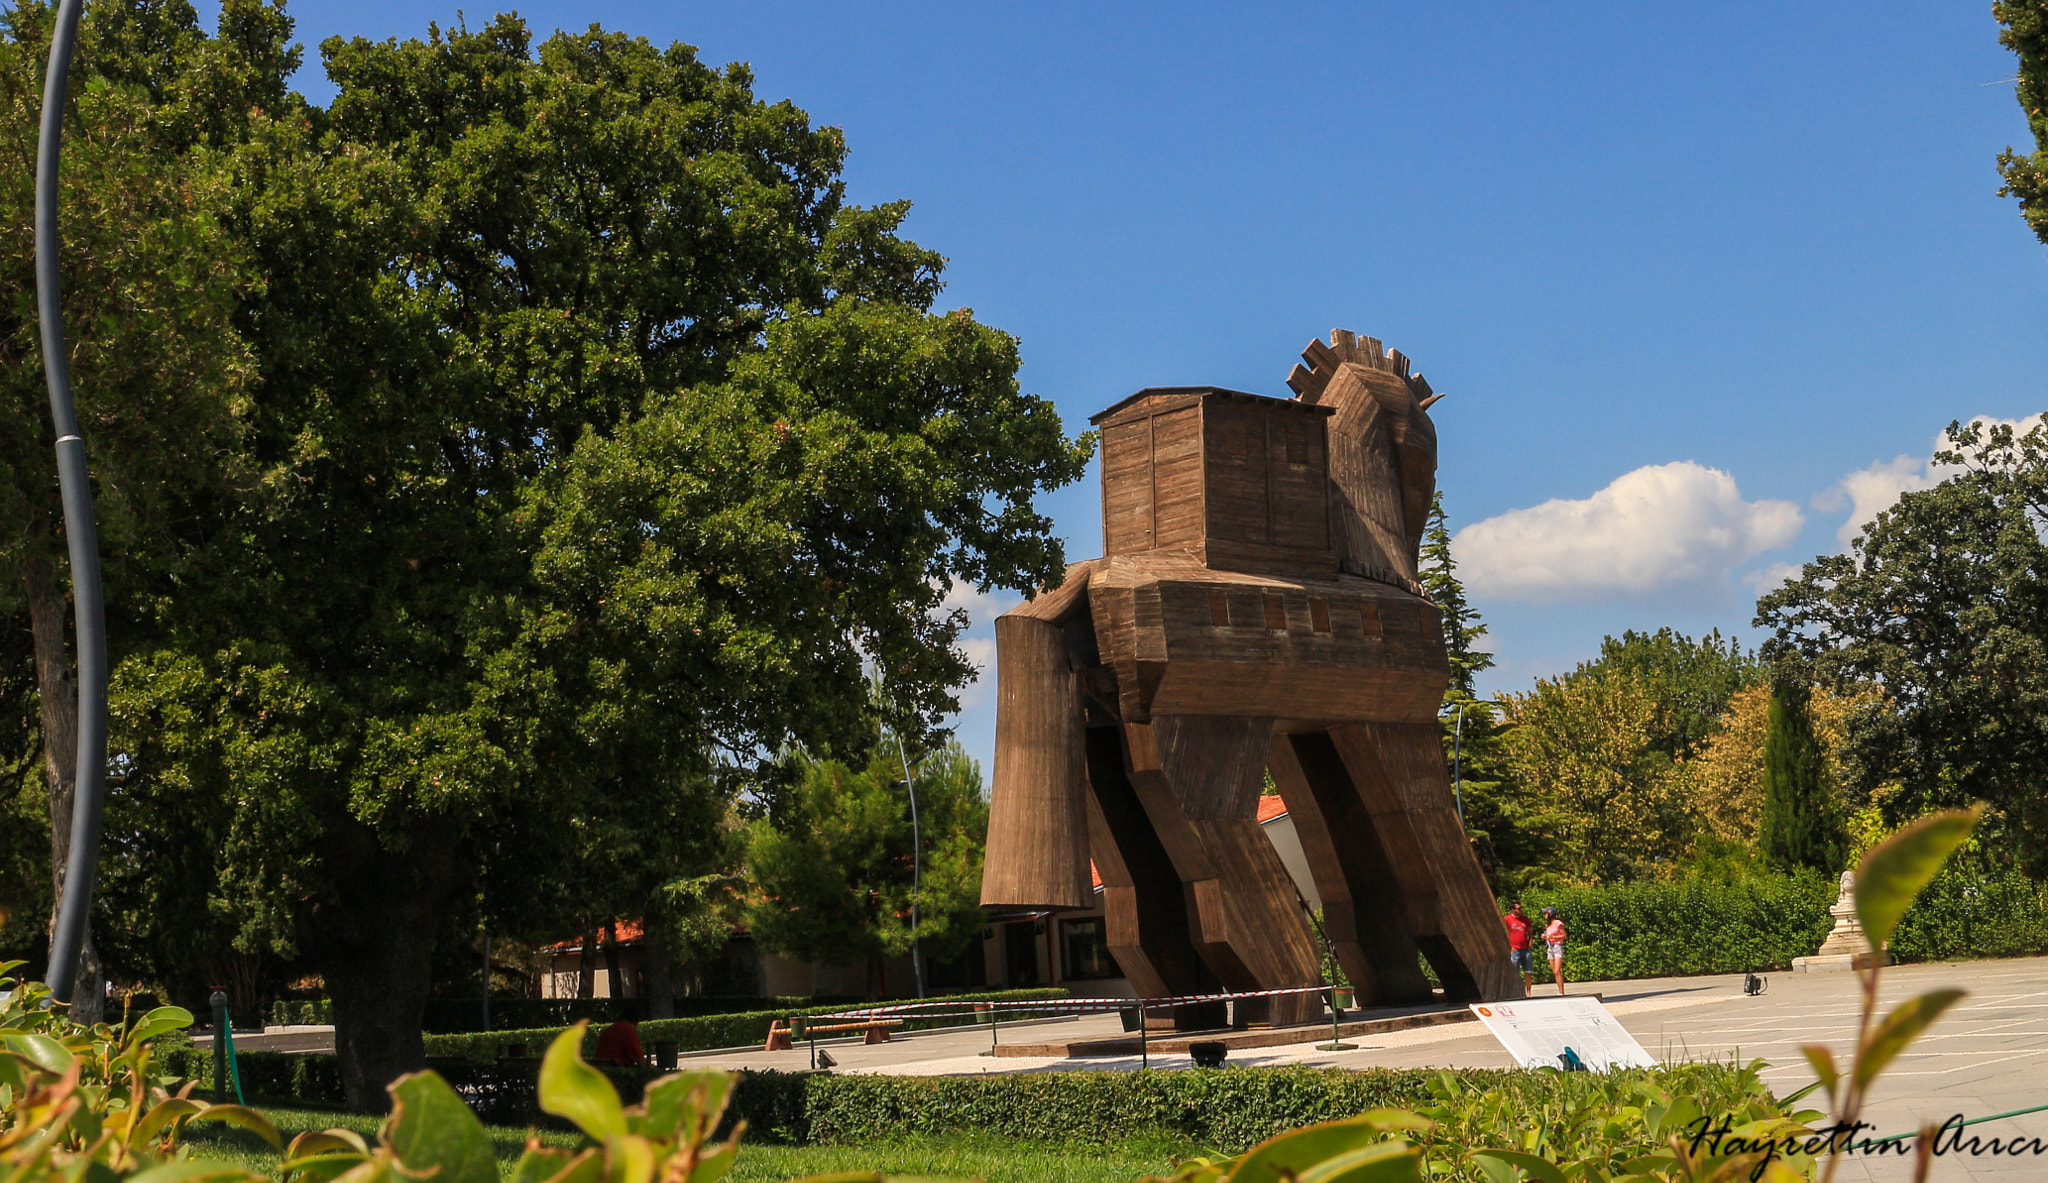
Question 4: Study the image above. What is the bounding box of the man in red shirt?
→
[1502,901,1535,990]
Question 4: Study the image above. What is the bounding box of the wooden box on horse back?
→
[1093,388,1337,574]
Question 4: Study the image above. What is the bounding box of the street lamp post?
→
[35,0,112,1008]
[1450,702,1467,827]
[893,731,925,1000]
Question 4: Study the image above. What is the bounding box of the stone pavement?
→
[683,957,2048,1181]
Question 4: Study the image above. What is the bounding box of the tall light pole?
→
[36,0,112,1007]
[892,730,925,1000]
[1449,702,1468,827]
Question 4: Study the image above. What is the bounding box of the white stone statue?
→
[1794,868,1888,972]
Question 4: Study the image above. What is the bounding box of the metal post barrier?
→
[209,991,228,1102]
[1138,999,1149,1069]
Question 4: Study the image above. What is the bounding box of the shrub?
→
[1517,863,2048,980]
[1521,873,1835,979]
[1890,863,2048,962]
[422,986,1070,1061]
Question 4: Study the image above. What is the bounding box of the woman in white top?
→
[1541,906,1568,995]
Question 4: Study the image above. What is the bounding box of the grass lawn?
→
[180,1105,1200,1183]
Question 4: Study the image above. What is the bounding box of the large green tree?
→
[98,11,1086,1108]
[0,0,277,1019]
[743,742,988,998]
[1756,418,2048,873]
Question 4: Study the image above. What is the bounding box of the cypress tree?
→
[1759,681,1845,873]
[1420,492,1494,699]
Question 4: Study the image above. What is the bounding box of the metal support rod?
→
[893,730,925,1000]
[209,991,228,1102]
[36,0,110,1007]
[1138,1000,1148,1069]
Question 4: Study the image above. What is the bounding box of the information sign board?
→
[1468,997,1657,1071]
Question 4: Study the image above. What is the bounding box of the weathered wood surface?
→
[1084,727,1228,1031]
[1121,717,1324,1027]
[981,331,1522,1012]
[979,614,1092,910]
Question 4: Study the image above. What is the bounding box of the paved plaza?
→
[685,956,2048,1181]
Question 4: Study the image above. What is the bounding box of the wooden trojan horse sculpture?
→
[980,331,1523,1029]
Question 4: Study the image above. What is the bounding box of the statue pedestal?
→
[1793,870,1889,973]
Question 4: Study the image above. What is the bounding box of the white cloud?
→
[934,580,1020,711]
[1826,414,2046,547]
[1454,461,1803,601]
[937,578,1015,627]
[1744,561,1804,595]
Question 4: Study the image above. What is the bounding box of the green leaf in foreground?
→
[385,1071,497,1183]
[539,1024,626,1142]
[1855,989,1968,1087]
[1856,806,1982,949]
[1228,1114,1427,1183]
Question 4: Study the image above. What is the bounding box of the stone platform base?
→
[1794,952,1890,972]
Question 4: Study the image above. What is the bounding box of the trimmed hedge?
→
[158,1047,346,1106]
[1521,864,2048,980]
[778,1060,1775,1152]
[1522,872,1835,980]
[422,987,1072,1062]
[1891,864,2048,962]
[152,1051,1769,1152]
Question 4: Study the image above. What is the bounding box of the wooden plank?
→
[1010,559,1099,622]
[1356,721,1524,1001]
[1269,733,1435,1005]
[981,616,1093,909]
[1124,717,1325,1026]
[1084,729,1229,1030]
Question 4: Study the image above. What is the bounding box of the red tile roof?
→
[540,918,646,954]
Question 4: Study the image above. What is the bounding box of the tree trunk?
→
[576,923,597,999]
[642,905,675,1019]
[601,919,626,998]
[24,541,104,1023]
[307,818,463,1113]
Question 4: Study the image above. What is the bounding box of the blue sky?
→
[272,1,2048,774]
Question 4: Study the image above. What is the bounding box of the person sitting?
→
[594,1001,645,1067]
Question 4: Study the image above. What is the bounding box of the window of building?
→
[1059,917,1118,980]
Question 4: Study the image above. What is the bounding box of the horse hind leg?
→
[1121,715,1325,1028]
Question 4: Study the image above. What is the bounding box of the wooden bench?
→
[792,1017,905,1045]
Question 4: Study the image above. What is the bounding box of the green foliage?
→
[421,988,1070,1063]
[1489,628,1763,884]
[1759,684,1846,875]
[0,961,278,1183]
[1497,675,1690,883]
[744,743,989,983]
[777,1063,1779,1156]
[1757,418,2048,872]
[76,4,1087,1105]
[1577,630,1763,762]
[157,1045,347,1106]
[1517,874,1835,979]
[1406,1064,1815,1183]
[1997,1,2048,245]
[1888,861,2048,961]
